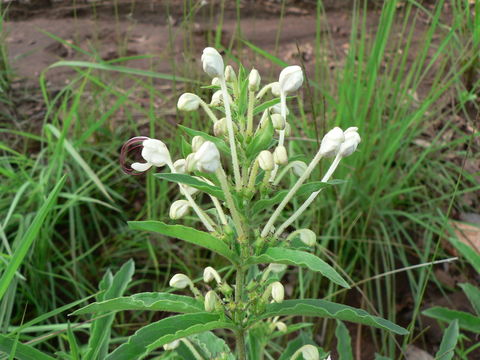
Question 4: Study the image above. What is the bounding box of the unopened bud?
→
[203,266,222,284]
[270,103,289,115]
[248,68,261,91]
[177,93,201,111]
[169,200,190,220]
[291,161,307,177]
[185,153,197,173]
[298,229,316,247]
[319,127,344,157]
[271,82,281,97]
[191,136,206,152]
[258,151,274,171]
[279,65,303,94]
[163,339,180,351]
[268,263,287,273]
[275,321,287,332]
[211,77,221,86]
[204,290,218,312]
[194,141,221,173]
[213,118,227,136]
[271,113,285,130]
[225,65,237,83]
[201,47,224,78]
[271,281,285,303]
[300,345,320,360]
[173,159,186,174]
[169,273,192,289]
[283,122,291,137]
[338,127,361,157]
[273,146,288,165]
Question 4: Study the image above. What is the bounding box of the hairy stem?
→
[235,267,246,360]
[246,90,255,136]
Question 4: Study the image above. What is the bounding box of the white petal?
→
[131,162,152,172]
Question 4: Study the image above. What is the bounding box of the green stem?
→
[235,267,246,360]
[246,90,255,136]
[235,329,247,360]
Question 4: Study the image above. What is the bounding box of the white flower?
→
[131,138,171,172]
[300,345,320,360]
[203,266,222,284]
[211,77,221,86]
[279,65,303,94]
[274,321,287,332]
[258,151,274,171]
[298,229,316,247]
[213,118,227,136]
[204,290,217,312]
[194,141,221,173]
[225,65,236,83]
[271,113,285,130]
[163,339,180,351]
[291,161,307,177]
[192,136,205,152]
[270,103,289,115]
[177,93,201,111]
[248,68,261,91]
[271,281,285,303]
[201,47,224,78]
[210,90,232,107]
[268,263,287,273]
[273,146,288,165]
[169,200,190,220]
[271,82,281,97]
[169,273,192,289]
[338,127,361,157]
[173,159,186,174]
[319,127,345,157]
[184,153,197,173]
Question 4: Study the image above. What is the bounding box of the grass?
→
[0,0,479,358]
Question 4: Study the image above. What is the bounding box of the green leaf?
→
[242,40,289,67]
[447,232,480,273]
[459,283,480,315]
[155,173,225,201]
[374,355,392,360]
[128,221,237,263]
[259,299,409,335]
[435,319,458,360]
[184,331,235,360]
[72,292,203,315]
[252,180,345,215]
[253,98,280,116]
[178,125,230,155]
[85,260,135,360]
[0,334,56,360]
[0,176,66,300]
[336,321,353,360]
[106,313,235,360]
[278,332,322,360]
[246,116,274,160]
[247,247,349,288]
[423,307,480,333]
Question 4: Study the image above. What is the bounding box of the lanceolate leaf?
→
[128,221,238,263]
[258,300,409,335]
[459,283,480,315]
[155,173,225,201]
[178,125,230,155]
[72,293,203,315]
[247,247,349,288]
[435,319,458,360]
[423,307,480,333]
[106,313,236,360]
[336,321,353,360]
[0,335,56,360]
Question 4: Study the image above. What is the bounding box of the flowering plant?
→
[74,48,407,359]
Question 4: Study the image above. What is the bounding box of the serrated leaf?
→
[128,221,238,263]
[336,321,353,360]
[435,319,458,360]
[252,180,345,215]
[178,125,230,155]
[459,283,480,316]
[106,313,235,360]
[258,299,409,335]
[0,335,56,360]
[246,115,274,160]
[155,173,225,201]
[423,307,480,333]
[247,247,349,288]
[72,292,203,315]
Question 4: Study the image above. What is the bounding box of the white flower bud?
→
[131,138,171,172]
[283,122,291,137]
[279,65,303,94]
[299,345,320,360]
[275,321,287,332]
[201,47,224,78]
[169,200,190,220]
[204,290,218,312]
[248,68,261,91]
[203,266,222,284]
[319,127,345,157]
[268,263,287,273]
[273,146,288,165]
[194,141,221,173]
[213,118,227,137]
[271,281,285,303]
[169,273,192,289]
[291,161,307,177]
[191,136,206,152]
[271,113,285,130]
[211,77,221,86]
[173,159,186,174]
[224,65,236,83]
[210,90,223,107]
[271,82,281,97]
[163,339,180,351]
[258,151,274,171]
[338,127,361,158]
[177,93,201,111]
[298,229,316,247]
[270,103,289,115]
[184,153,197,173]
